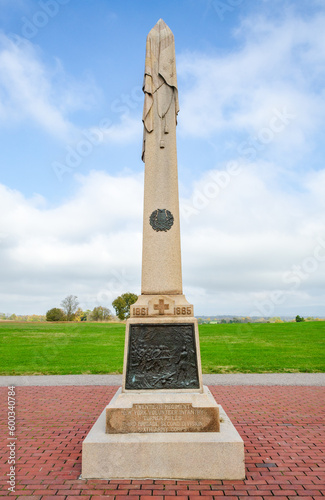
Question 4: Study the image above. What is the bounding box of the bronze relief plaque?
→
[125,323,200,390]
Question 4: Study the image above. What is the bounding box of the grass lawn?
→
[1,321,324,375]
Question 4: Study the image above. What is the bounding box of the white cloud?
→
[0,33,98,140]
[1,164,325,316]
[177,9,325,159]
[179,160,325,315]
[0,32,142,149]
[101,114,142,144]
[0,171,144,313]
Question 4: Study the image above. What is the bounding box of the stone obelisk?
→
[141,18,182,295]
[82,20,245,480]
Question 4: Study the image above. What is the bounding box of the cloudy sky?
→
[1,0,325,317]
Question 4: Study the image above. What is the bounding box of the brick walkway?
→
[0,386,324,499]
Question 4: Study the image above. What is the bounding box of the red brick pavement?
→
[0,385,324,499]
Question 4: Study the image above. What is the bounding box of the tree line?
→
[0,313,46,322]
[45,293,138,322]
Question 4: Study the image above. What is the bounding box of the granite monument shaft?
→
[141,18,182,295]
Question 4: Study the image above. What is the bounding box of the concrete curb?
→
[1,373,324,386]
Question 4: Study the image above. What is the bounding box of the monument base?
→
[82,386,245,480]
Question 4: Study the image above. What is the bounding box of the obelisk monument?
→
[133,19,191,313]
[82,20,245,480]
[141,18,182,295]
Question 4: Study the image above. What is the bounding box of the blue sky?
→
[1,0,325,317]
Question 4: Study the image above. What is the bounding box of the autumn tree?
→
[61,295,79,321]
[74,308,87,322]
[90,306,111,322]
[112,293,138,320]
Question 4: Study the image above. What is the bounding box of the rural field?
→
[1,321,324,375]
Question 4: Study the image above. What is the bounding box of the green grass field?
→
[1,321,324,375]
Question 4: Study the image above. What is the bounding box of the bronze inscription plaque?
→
[106,403,220,434]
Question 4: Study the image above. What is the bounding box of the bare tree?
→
[61,295,79,321]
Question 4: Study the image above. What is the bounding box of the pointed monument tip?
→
[154,18,171,31]
[147,18,174,39]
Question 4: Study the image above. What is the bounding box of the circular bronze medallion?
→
[149,209,174,232]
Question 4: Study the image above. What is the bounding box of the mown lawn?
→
[1,321,324,375]
[199,321,325,373]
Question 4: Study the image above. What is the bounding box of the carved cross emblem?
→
[154,299,169,315]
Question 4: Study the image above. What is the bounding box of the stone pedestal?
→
[106,386,220,433]
[82,386,245,480]
[82,306,245,480]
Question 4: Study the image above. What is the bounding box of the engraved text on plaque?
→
[106,403,220,434]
